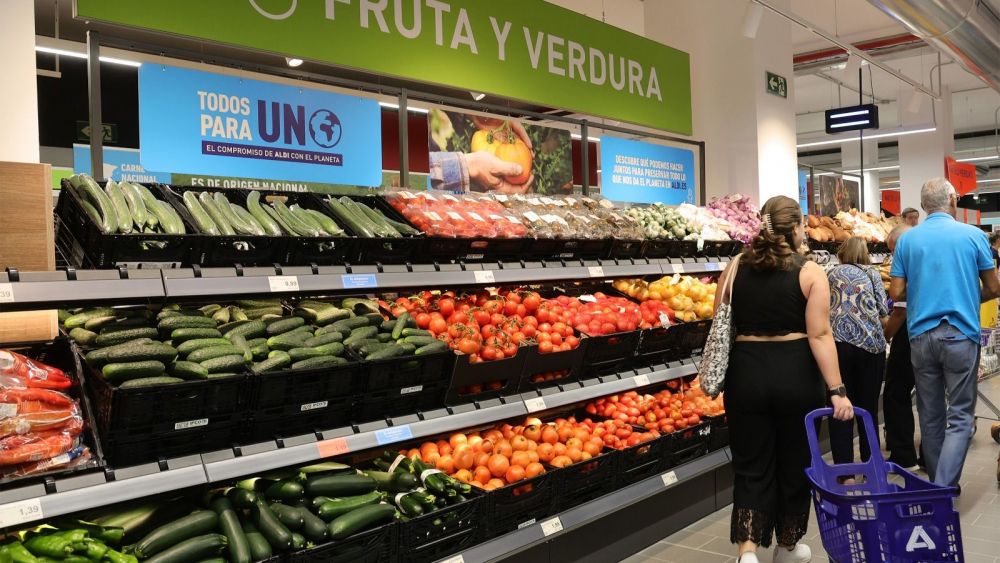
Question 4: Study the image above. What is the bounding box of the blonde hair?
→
[837,236,871,266]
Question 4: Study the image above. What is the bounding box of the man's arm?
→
[980,268,1000,302]
[884,305,906,340]
[889,276,907,302]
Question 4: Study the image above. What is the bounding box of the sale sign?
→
[946,156,977,195]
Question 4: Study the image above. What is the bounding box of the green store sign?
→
[75,0,692,135]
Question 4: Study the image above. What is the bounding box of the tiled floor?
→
[623,377,1000,563]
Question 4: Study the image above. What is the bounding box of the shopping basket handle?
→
[804,407,889,485]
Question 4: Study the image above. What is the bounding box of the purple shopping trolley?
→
[804,408,963,562]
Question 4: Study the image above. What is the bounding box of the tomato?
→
[481,346,499,361]
[523,294,541,312]
[413,312,431,329]
[536,309,551,324]
[438,298,455,317]
[550,333,563,346]
[566,335,580,349]
[503,300,518,316]
[538,341,553,354]
[538,323,552,334]
[503,342,518,357]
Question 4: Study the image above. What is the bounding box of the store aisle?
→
[625,378,1000,563]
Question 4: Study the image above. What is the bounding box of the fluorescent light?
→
[957,155,999,163]
[843,165,900,173]
[571,134,601,142]
[829,110,871,119]
[35,45,141,67]
[285,57,303,67]
[829,120,873,129]
[980,179,1000,184]
[797,127,936,148]
[378,102,429,114]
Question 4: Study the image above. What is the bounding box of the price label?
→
[579,295,597,303]
[268,276,299,293]
[0,403,17,419]
[505,215,523,225]
[443,194,460,202]
[174,418,208,430]
[474,270,496,284]
[494,194,509,202]
[400,385,423,395]
[0,498,43,527]
[301,401,328,412]
[524,397,547,413]
[528,198,542,206]
[540,214,560,224]
[0,283,14,304]
[341,274,378,289]
[588,266,605,278]
[439,556,465,563]
[447,211,464,221]
[659,312,673,328]
[375,425,413,445]
[540,517,564,536]
[424,193,438,201]
[523,211,541,222]
[399,191,416,199]
[468,212,485,222]
[316,437,350,458]
[673,264,687,274]
[661,471,678,486]
[423,211,443,221]
[564,197,577,206]
[633,374,651,387]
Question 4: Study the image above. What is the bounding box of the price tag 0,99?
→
[0,498,43,527]
[474,270,496,284]
[587,266,605,278]
[540,517,564,536]
[524,397,547,413]
[633,374,651,387]
[0,283,14,304]
[268,276,299,293]
[661,471,678,487]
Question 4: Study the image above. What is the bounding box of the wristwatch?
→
[828,385,847,398]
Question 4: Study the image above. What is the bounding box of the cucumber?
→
[326,196,374,237]
[400,328,432,338]
[263,204,292,235]
[264,480,305,502]
[106,180,134,233]
[228,488,258,510]
[240,518,272,562]
[296,507,329,543]
[246,191,283,236]
[84,338,154,364]
[251,499,293,551]
[211,497,251,563]
[343,298,381,316]
[379,211,421,236]
[94,327,159,347]
[267,503,303,531]
[243,306,284,319]
[352,341,392,357]
[214,192,256,235]
[304,209,344,236]
[83,315,118,331]
[415,341,448,355]
[182,190,220,235]
[343,326,378,346]
[223,320,266,340]
[170,361,209,380]
[366,344,412,360]
[290,355,347,370]
[133,510,218,559]
[327,503,395,540]
[391,312,409,340]
[64,307,115,329]
[229,334,253,362]
[251,351,291,374]
[100,317,154,334]
[119,376,183,388]
[150,199,183,234]
[171,328,224,343]
[101,343,178,365]
[102,360,165,382]
[355,200,401,237]
[250,343,270,361]
[158,315,217,331]
[201,354,247,374]
[299,461,352,475]
[401,335,440,346]
[211,307,231,324]
[266,332,312,351]
[341,197,388,237]
[290,532,306,550]
[121,181,149,229]
[287,347,327,362]
[198,191,235,235]
[305,474,377,497]
[313,491,382,522]
[230,203,266,236]
[329,316,372,332]
[289,204,323,232]
[176,338,232,356]
[80,199,110,233]
[79,175,118,233]
[303,332,344,347]
[265,317,305,336]
[143,534,227,563]
[187,345,244,363]
[69,327,98,346]
[274,200,321,237]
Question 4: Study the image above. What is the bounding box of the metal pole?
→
[86,31,104,181]
[698,141,706,205]
[580,121,589,196]
[398,89,409,190]
[859,67,865,211]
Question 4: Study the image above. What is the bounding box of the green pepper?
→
[81,539,108,561]
[23,534,74,559]
[37,557,92,563]
[51,520,124,547]
[1,542,39,563]
[100,549,137,563]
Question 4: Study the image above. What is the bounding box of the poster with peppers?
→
[427,107,573,195]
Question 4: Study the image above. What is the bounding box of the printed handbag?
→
[698,255,740,397]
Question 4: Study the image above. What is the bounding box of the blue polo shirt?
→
[890,212,994,342]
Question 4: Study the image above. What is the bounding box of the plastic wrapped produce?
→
[0,349,73,390]
[706,194,761,244]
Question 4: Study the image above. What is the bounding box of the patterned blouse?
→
[827,264,889,354]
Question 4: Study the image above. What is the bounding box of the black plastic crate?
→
[615,433,671,487]
[634,325,687,366]
[665,421,712,468]
[641,239,697,259]
[698,240,742,257]
[517,342,585,392]
[550,449,620,512]
[580,330,640,377]
[444,351,525,405]
[248,395,352,442]
[0,339,105,485]
[418,235,524,263]
[102,422,242,467]
[359,349,453,394]
[485,469,557,535]
[607,239,645,260]
[353,381,448,423]
[326,194,422,264]
[289,520,397,563]
[705,413,729,451]
[676,319,712,357]
[251,359,363,431]
[397,491,485,563]
[56,180,199,267]
[525,237,609,261]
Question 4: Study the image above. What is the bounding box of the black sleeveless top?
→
[731,254,808,336]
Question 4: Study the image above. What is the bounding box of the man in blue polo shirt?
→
[890,178,1000,488]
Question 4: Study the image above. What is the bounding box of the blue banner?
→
[599,136,696,205]
[138,65,382,186]
[73,145,172,184]
[798,169,810,215]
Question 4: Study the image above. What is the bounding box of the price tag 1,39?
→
[268,276,299,293]
[633,374,651,387]
[524,396,547,413]
[588,266,605,278]
[439,556,465,563]
[0,283,14,304]
[661,471,678,487]
[539,517,564,536]
[0,498,43,527]
[474,270,496,284]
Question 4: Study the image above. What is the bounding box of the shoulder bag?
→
[698,255,741,398]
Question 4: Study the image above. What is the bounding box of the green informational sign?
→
[75,0,692,134]
[766,71,787,98]
[76,121,119,143]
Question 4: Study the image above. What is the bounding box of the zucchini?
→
[171,328,224,343]
[305,474,377,497]
[303,332,344,347]
[94,327,159,347]
[264,480,305,502]
[326,196,374,237]
[133,510,218,559]
[342,298,380,316]
[227,488,258,510]
[246,191,283,236]
[119,376,184,388]
[327,503,395,540]
[274,200,321,237]
[296,507,329,543]
[366,470,419,493]
[64,307,115,329]
[299,461,352,475]
[101,344,178,365]
[79,175,117,233]
[223,320,266,340]
[214,192,256,235]
[265,317,305,336]
[290,532,306,550]
[251,351,291,374]
[240,518,272,562]
[171,361,209,380]
[176,338,232,356]
[108,180,134,233]
[394,491,424,517]
[68,327,98,346]
[314,491,381,522]
[91,501,160,536]
[210,497,251,563]
[356,200,401,237]
[187,345,244,363]
[183,190,219,235]
[289,204,323,232]
[121,181,149,229]
[200,354,247,374]
[143,534,227,563]
[290,355,347,370]
[151,199,185,234]
[267,503,303,531]
[304,209,344,236]
[415,341,448,355]
[102,360,166,382]
[230,202,266,236]
[198,191,235,235]
[251,499,293,551]
[263,204,292,235]
[158,315,217,332]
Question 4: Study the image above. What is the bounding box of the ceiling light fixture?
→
[470,91,486,101]
[957,155,1000,163]
[35,45,141,67]
[570,134,601,142]
[843,165,900,173]
[378,101,429,114]
[285,57,304,67]
[797,127,936,149]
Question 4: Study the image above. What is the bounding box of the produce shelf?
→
[439,446,731,563]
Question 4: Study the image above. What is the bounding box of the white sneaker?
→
[738,553,760,563]
[773,544,811,563]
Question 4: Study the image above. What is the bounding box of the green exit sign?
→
[766,71,787,98]
[76,121,118,143]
